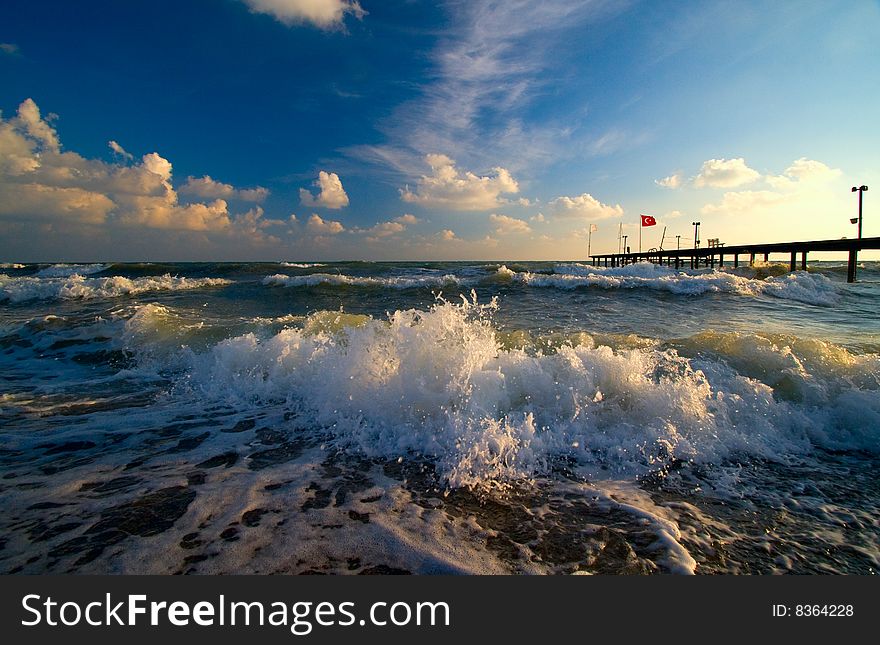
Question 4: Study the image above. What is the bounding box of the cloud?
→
[692,157,761,188]
[489,213,531,235]
[0,43,20,56]
[655,173,682,189]
[399,154,519,210]
[0,183,115,224]
[549,193,624,221]
[0,98,280,238]
[396,213,418,225]
[439,229,456,241]
[306,213,344,235]
[108,140,133,161]
[345,2,623,179]
[180,175,269,202]
[765,157,841,190]
[700,190,786,216]
[701,158,842,217]
[530,212,546,223]
[300,170,349,209]
[15,98,60,152]
[240,0,365,30]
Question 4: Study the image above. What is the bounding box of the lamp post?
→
[692,221,701,249]
[676,235,681,250]
[622,235,628,255]
[852,185,868,239]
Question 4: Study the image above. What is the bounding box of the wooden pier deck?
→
[590,236,880,282]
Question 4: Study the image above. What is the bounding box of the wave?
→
[128,297,877,491]
[262,272,461,290]
[34,263,110,278]
[493,263,840,306]
[0,262,26,269]
[279,262,327,268]
[0,274,232,303]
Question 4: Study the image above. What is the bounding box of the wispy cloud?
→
[347,1,625,178]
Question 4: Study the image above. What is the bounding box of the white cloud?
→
[701,158,842,218]
[180,175,269,202]
[0,98,278,238]
[530,212,546,223]
[549,193,623,221]
[439,229,456,241]
[1,43,20,56]
[655,173,682,189]
[346,2,622,179]
[15,98,59,151]
[692,157,761,188]
[765,157,841,190]
[700,190,786,216]
[0,182,115,224]
[108,140,133,161]
[300,170,349,209]
[400,154,519,211]
[489,213,531,235]
[396,213,418,225]
[240,0,365,30]
[306,213,344,235]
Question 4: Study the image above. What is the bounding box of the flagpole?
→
[639,215,642,253]
[588,229,591,260]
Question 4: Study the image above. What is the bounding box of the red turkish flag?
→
[640,214,657,227]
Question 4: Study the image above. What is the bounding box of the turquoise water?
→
[1,260,878,574]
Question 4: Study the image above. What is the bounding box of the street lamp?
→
[676,234,681,250]
[692,221,701,249]
[852,185,868,239]
[622,235,628,253]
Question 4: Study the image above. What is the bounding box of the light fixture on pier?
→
[851,185,868,239]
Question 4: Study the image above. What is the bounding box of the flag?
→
[640,214,657,227]
[590,223,598,233]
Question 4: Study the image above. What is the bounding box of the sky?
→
[1,0,878,261]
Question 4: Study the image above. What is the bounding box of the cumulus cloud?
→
[530,212,546,223]
[549,193,623,221]
[240,0,366,30]
[655,173,682,189]
[701,158,842,217]
[765,157,841,190]
[306,213,344,235]
[180,175,269,202]
[692,158,761,188]
[489,213,531,235]
[399,154,519,211]
[0,98,278,239]
[439,229,456,241]
[300,170,349,209]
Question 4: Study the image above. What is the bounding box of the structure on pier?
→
[590,236,880,283]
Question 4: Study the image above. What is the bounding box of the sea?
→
[1,259,878,574]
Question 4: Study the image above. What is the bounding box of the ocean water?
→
[1,259,879,574]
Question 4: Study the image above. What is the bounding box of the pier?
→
[591,236,880,283]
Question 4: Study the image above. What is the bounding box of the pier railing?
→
[590,236,880,282]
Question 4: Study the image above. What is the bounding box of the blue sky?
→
[1,0,878,261]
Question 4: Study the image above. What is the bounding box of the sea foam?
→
[0,273,232,303]
[494,262,840,306]
[262,272,461,289]
[167,296,879,490]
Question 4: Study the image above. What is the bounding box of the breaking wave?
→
[262,272,461,289]
[0,273,232,303]
[114,296,879,491]
[494,262,840,306]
